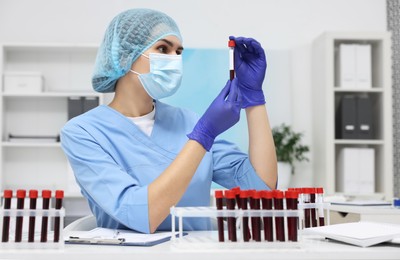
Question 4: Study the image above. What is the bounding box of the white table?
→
[0,232,399,260]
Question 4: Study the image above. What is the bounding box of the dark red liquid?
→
[274,198,285,241]
[226,198,237,242]
[1,198,11,242]
[40,198,50,242]
[15,198,25,242]
[53,198,63,242]
[261,198,273,241]
[28,198,37,242]
[240,197,250,242]
[216,197,224,242]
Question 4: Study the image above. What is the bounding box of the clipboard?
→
[65,227,184,246]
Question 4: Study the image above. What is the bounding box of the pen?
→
[53,190,64,242]
[2,189,13,242]
[15,189,26,242]
[40,190,51,242]
[68,236,125,245]
[28,189,38,242]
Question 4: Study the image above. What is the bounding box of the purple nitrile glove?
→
[187,78,242,151]
[229,36,267,108]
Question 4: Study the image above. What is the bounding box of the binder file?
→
[356,95,373,139]
[68,97,83,120]
[68,96,99,120]
[336,95,357,139]
[83,97,99,113]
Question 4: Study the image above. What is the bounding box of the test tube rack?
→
[170,202,330,249]
[0,208,65,249]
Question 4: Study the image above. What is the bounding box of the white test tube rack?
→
[170,202,330,249]
[0,208,65,249]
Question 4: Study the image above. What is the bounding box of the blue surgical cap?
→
[92,8,182,93]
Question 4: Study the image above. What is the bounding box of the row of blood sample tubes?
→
[1,189,64,243]
[215,187,325,243]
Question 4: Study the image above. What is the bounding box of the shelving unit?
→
[0,43,105,224]
[312,32,393,199]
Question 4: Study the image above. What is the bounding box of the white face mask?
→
[130,53,183,100]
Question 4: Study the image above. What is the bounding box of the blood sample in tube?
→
[28,189,38,242]
[285,190,299,242]
[239,190,251,242]
[53,190,64,242]
[302,188,311,228]
[309,187,317,227]
[316,187,325,226]
[228,39,235,80]
[2,190,13,242]
[231,187,241,207]
[224,190,237,242]
[215,190,225,242]
[261,190,273,242]
[273,190,285,242]
[40,190,51,242]
[15,189,26,242]
[250,191,261,242]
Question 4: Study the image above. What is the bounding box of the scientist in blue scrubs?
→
[61,8,277,234]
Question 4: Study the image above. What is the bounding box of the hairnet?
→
[92,8,182,93]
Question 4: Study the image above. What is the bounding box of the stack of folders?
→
[336,147,375,194]
[336,94,372,139]
[336,44,372,89]
[302,222,400,247]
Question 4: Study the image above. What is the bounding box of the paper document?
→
[302,222,400,247]
[65,227,180,246]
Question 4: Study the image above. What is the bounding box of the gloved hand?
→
[187,79,242,151]
[229,36,267,108]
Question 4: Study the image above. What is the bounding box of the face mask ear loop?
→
[130,70,140,75]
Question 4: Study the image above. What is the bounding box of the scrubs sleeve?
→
[211,139,271,191]
[60,124,150,234]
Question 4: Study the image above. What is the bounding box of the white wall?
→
[0,0,387,187]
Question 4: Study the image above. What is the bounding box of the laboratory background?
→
[0,0,399,227]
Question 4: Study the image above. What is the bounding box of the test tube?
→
[309,187,318,227]
[285,190,299,242]
[224,190,237,242]
[228,39,235,80]
[316,187,325,226]
[302,188,311,228]
[249,191,261,242]
[28,189,38,242]
[15,189,26,242]
[53,190,64,243]
[231,187,241,207]
[2,190,13,242]
[273,190,285,242]
[40,190,51,242]
[239,190,251,242]
[261,190,273,242]
[215,190,225,242]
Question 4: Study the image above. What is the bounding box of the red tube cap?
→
[4,190,13,198]
[215,190,224,199]
[316,187,324,194]
[239,190,249,198]
[224,190,236,199]
[42,190,52,199]
[228,39,236,47]
[252,191,261,199]
[260,190,273,199]
[273,190,284,199]
[55,190,64,199]
[16,189,26,199]
[29,189,38,199]
[231,186,240,195]
[285,190,299,199]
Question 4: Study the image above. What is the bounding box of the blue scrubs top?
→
[60,101,270,234]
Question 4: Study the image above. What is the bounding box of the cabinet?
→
[312,32,393,199]
[0,43,107,223]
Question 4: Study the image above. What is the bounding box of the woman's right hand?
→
[187,78,242,151]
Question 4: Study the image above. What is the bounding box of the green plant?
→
[272,123,310,174]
